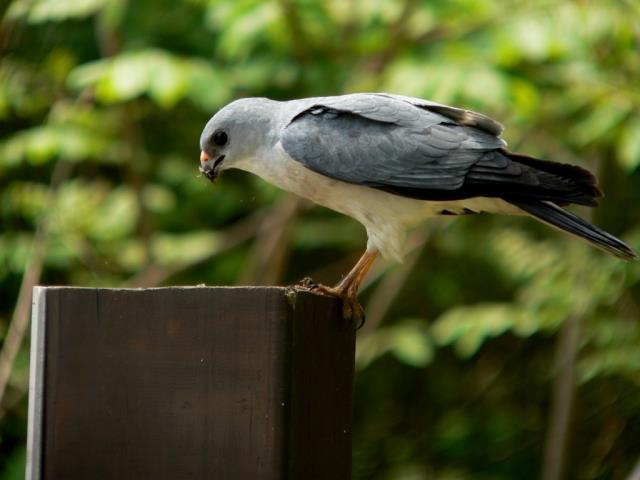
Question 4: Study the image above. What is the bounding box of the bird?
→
[198,93,637,322]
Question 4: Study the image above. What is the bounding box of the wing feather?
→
[281,94,600,205]
[282,100,500,192]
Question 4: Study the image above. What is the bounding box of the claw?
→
[293,248,378,328]
[342,296,366,328]
[297,277,318,289]
[293,277,365,326]
[296,277,335,295]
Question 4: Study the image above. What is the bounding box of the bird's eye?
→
[212,130,228,146]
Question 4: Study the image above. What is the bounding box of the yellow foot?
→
[295,277,365,327]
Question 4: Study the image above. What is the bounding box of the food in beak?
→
[199,151,225,182]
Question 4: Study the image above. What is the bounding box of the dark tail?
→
[508,199,638,260]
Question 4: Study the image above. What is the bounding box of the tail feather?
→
[501,150,603,207]
[508,199,638,260]
[503,150,602,199]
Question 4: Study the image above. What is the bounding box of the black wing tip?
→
[599,235,639,261]
[510,199,638,261]
[501,149,603,204]
[611,241,639,261]
[617,249,639,261]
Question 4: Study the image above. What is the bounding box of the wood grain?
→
[27,286,354,480]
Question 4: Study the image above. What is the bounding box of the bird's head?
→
[199,97,275,182]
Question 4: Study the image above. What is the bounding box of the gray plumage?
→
[282,102,504,191]
[281,93,598,206]
[199,93,637,261]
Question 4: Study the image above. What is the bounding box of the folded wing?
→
[281,94,600,206]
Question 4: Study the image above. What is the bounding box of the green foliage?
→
[357,319,434,369]
[69,50,230,109]
[7,0,110,23]
[2,0,640,478]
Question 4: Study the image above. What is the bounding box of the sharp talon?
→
[340,295,365,328]
[294,278,340,298]
[297,277,317,289]
[295,278,366,327]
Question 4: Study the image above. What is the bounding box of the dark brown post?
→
[26,286,355,480]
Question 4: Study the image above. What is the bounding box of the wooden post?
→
[26,286,355,480]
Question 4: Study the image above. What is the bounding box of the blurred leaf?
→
[68,50,231,110]
[151,231,220,265]
[90,187,138,241]
[504,16,551,61]
[49,181,138,245]
[293,216,365,250]
[356,320,433,369]
[579,347,640,384]
[618,116,640,171]
[431,303,524,357]
[1,446,26,480]
[0,60,54,119]
[7,0,110,23]
[206,1,281,60]
[579,314,640,384]
[387,320,433,368]
[1,181,50,221]
[0,124,115,167]
[572,101,631,147]
[0,233,34,274]
[184,60,233,110]
[142,184,177,213]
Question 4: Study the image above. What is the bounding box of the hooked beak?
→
[199,151,225,183]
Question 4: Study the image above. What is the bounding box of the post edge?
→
[26,286,47,480]
[286,289,355,479]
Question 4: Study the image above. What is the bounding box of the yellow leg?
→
[300,249,379,324]
[336,249,378,323]
[335,249,379,297]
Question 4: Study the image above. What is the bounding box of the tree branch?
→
[238,195,301,285]
[541,315,580,480]
[0,160,73,409]
[124,206,269,288]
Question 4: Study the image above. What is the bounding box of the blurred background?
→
[1,0,640,478]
